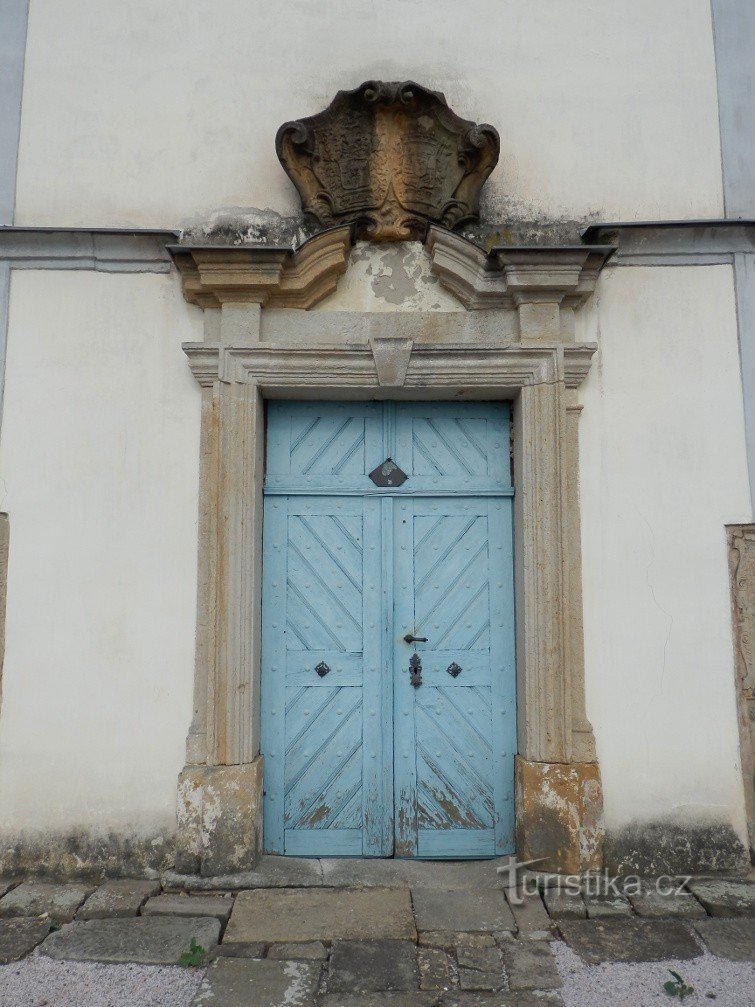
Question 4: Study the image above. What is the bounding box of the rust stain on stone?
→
[515,756,604,875]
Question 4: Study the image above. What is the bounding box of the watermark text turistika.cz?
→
[497,858,691,905]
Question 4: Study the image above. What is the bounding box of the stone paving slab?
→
[557,918,700,964]
[503,891,554,938]
[0,882,94,922]
[142,893,233,924]
[319,995,439,1007]
[412,890,515,934]
[419,932,461,950]
[455,933,496,947]
[686,878,755,917]
[268,940,328,960]
[418,946,454,989]
[499,939,561,990]
[0,918,52,963]
[214,941,266,958]
[542,888,585,920]
[39,915,221,964]
[417,932,496,950]
[0,880,18,900]
[328,939,419,992]
[165,855,323,891]
[582,891,633,918]
[77,879,160,920]
[440,993,564,1006]
[457,944,504,991]
[192,957,320,1007]
[224,887,416,945]
[320,859,507,891]
[694,917,755,961]
[626,887,706,919]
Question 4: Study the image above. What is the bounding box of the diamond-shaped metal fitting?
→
[368,458,408,487]
[315,661,330,678]
[446,662,462,678]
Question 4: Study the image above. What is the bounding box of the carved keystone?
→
[371,338,413,387]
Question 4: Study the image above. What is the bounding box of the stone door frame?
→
[172,226,612,877]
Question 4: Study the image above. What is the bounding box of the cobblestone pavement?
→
[0,860,751,1006]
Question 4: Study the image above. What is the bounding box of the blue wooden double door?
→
[261,401,516,858]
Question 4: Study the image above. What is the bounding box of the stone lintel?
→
[182,340,597,393]
[515,757,604,875]
[176,759,263,877]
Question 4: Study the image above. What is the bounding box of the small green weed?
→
[663,970,694,1001]
[178,938,206,968]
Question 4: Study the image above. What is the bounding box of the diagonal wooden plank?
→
[289,540,362,634]
[415,515,478,593]
[416,700,493,799]
[426,417,476,476]
[416,537,488,629]
[329,780,363,829]
[290,739,363,829]
[297,515,361,592]
[433,581,488,649]
[290,416,322,457]
[454,417,488,465]
[300,417,354,474]
[286,579,348,651]
[416,739,493,828]
[284,687,343,758]
[431,685,494,756]
[412,429,445,475]
[285,710,363,826]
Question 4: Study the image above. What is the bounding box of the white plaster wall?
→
[580,264,751,837]
[15,0,722,228]
[0,270,202,836]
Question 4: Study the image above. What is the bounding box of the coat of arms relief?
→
[276,81,499,242]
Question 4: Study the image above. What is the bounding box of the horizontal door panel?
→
[265,479,514,497]
[285,652,364,688]
[418,828,496,858]
[285,828,363,857]
[400,651,494,687]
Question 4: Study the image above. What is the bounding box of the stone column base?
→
[176,757,263,877]
[515,756,604,874]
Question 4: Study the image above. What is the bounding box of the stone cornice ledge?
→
[0,226,178,272]
[425,226,615,310]
[580,219,755,264]
[182,340,597,391]
[169,225,354,309]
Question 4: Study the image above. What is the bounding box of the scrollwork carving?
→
[276,80,499,242]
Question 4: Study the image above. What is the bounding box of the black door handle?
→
[404,634,428,644]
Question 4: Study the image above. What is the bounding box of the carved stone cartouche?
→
[276,80,499,242]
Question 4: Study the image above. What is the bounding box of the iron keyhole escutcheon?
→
[409,653,423,688]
